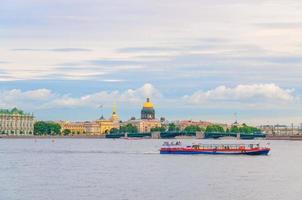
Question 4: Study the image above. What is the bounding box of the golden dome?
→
[143,98,154,108]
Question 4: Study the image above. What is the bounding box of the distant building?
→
[259,124,302,136]
[83,121,100,135]
[96,104,120,134]
[176,120,212,131]
[59,121,85,135]
[0,108,34,135]
[59,105,120,135]
[123,98,161,133]
[141,98,155,119]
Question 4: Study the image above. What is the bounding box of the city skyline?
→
[1,0,302,124]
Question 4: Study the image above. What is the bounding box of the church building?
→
[123,98,161,133]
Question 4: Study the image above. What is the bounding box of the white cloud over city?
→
[184,84,296,104]
[0,83,161,109]
[0,83,298,112]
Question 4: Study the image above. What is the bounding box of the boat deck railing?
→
[192,143,261,150]
[163,142,269,150]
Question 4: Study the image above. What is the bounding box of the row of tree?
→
[34,121,61,135]
[227,123,261,134]
[205,123,261,134]
[114,123,204,134]
[33,121,260,135]
[110,123,260,134]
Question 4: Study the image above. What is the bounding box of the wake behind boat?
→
[160,142,270,155]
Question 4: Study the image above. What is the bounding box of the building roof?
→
[0,108,32,116]
[143,98,154,108]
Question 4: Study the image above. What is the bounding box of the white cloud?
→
[0,88,52,102]
[2,0,302,84]
[184,83,296,104]
[0,83,161,109]
[47,83,161,108]
[0,88,53,109]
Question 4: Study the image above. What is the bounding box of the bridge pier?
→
[196,131,204,139]
[236,132,240,140]
[151,131,161,139]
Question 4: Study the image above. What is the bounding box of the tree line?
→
[33,121,261,135]
[205,123,261,134]
[34,121,61,135]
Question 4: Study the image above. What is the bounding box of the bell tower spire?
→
[112,102,117,114]
[111,102,118,121]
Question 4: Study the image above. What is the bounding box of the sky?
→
[1,0,302,125]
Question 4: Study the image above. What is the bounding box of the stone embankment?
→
[266,135,302,140]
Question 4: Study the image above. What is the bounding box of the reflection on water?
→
[0,139,302,200]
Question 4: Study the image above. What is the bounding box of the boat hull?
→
[160,148,270,155]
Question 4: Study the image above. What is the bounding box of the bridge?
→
[106,131,266,139]
[204,132,266,139]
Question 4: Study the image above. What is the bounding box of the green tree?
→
[34,121,48,135]
[110,128,119,134]
[48,122,61,135]
[168,123,180,132]
[205,124,225,133]
[230,125,239,133]
[238,124,260,134]
[34,121,61,135]
[119,124,138,133]
[63,129,71,136]
[184,125,203,133]
[150,126,166,132]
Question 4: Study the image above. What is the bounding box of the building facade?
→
[0,108,34,135]
[124,98,161,133]
[83,121,100,135]
[176,120,212,131]
[59,121,85,135]
[59,105,120,135]
[259,124,302,136]
[95,104,120,134]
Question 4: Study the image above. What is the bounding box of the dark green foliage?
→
[205,124,225,133]
[184,125,203,133]
[239,124,261,134]
[150,126,166,132]
[119,124,138,133]
[62,129,71,136]
[110,128,119,134]
[168,123,180,132]
[230,125,239,133]
[230,124,260,134]
[34,121,61,135]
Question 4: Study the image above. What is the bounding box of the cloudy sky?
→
[1,0,302,125]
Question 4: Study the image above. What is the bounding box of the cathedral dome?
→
[141,98,155,120]
[143,98,154,108]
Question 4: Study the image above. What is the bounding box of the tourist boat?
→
[160,142,270,155]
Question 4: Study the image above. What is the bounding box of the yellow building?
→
[123,98,161,133]
[96,104,120,134]
[59,105,119,135]
[83,121,100,135]
[59,121,85,135]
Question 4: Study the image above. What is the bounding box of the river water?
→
[0,139,301,200]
